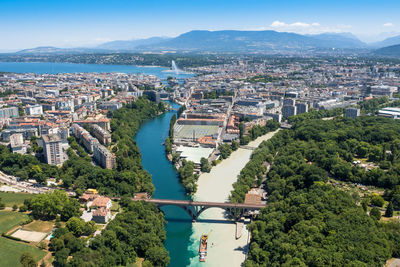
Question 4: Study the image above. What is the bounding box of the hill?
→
[97,37,171,50]
[16,46,111,54]
[137,30,366,52]
[308,32,366,48]
[375,44,400,56]
[14,30,369,54]
[372,35,400,48]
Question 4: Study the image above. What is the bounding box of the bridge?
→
[130,198,266,221]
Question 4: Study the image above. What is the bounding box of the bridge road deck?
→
[129,198,266,221]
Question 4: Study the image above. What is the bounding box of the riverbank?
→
[188,130,279,267]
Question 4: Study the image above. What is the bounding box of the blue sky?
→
[1,0,400,50]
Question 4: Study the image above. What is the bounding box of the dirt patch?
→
[11,229,47,242]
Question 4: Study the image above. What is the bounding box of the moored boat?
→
[199,234,208,262]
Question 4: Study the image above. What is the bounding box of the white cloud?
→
[270,20,318,28]
[268,20,352,34]
[383,22,394,27]
[270,21,287,28]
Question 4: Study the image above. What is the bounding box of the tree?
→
[371,194,385,207]
[61,198,82,221]
[200,157,211,173]
[75,188,83,197]
[66,217,86,237]
[19,204,28,212]
[361,199,369,212]
[177,160,198,194]
[54,248,70,267]
[12,204,18,211]
[370,207,382,221]
[231,141,239,151]
[145,246,170,267]
[30,190,81,220]
[20,252,37,267]
[219,144,232,159]
[385,202,394,217]
[392,193,400,210]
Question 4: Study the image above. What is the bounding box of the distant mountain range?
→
[17,46,111,54]
[371,35,400,48]
[134,30,367,52]
[10,30,400,56]
[97,37,171,50]
[375,44,400,56]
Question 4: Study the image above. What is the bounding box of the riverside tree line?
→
[227,110,400,266]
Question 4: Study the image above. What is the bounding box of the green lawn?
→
[0,211,29,233]
[0,237,47,266]
[0,192,33,207]
[23,220,54,233]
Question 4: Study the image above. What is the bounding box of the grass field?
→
[0,191,33,207]
[23,220,54,233]
[0,237,47,266]
[0,211,29,233]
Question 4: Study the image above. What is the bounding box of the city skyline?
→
[1,0,400,51]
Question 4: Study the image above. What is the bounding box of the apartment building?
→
[42,134,68,165]
[91,124,112,145]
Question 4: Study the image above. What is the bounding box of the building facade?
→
[42,134,68,165]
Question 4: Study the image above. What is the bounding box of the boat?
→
[198,233,209,262]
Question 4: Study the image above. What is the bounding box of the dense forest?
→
[49,200,169,267]
[230,114,400,266]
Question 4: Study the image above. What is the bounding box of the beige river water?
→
[188,130,279,267]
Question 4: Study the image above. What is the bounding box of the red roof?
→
[92,197,111,207]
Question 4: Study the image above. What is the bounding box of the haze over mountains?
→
[13,30,400,56]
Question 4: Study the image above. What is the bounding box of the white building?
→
[9,133,26,154]
[378,107,400,118]
[25,105,43,116]
[42,134,68,165]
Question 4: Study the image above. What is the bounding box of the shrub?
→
[371,194,385,207]
[370,207,382,220]
[19,205,28,212]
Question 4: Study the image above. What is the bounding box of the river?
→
[135,101,195,267]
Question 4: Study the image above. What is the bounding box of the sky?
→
[1,0,400,51]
